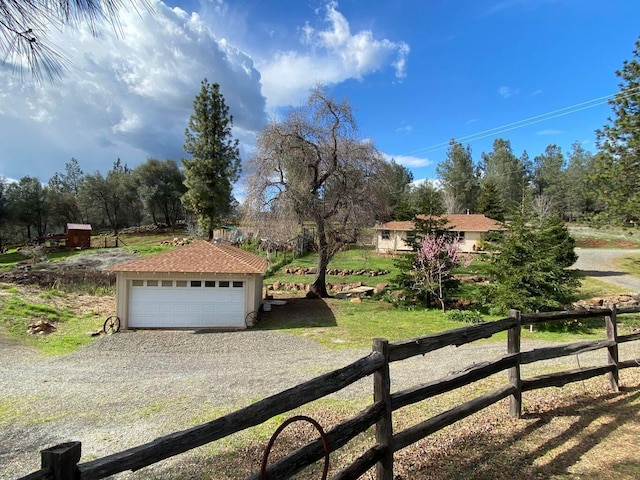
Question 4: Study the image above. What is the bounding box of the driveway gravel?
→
[2,327,636,479]
[574,248,640,292]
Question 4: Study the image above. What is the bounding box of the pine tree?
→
[477,178,505,221]
[182,80,241,238]
[436,139,478,213]
[594,38,640,224]
[484,215,579,314]
[481,138,527,216]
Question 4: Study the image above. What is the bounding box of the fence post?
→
[508,309,522,419]
[605,303,620,392]
[41,442,81,480]
[373,338,393,480]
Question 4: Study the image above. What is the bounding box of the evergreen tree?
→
[386,160,414,220]
[564,142,598,221]
[477,178,505,221]
[532,144,566,218]
[182,79,241,238]
[410,181,445,218]
[436,139,478,213]
[481,139,527,216]
[594,38,640,224]
[48,158,85,229]
[484,215,579,314]
[134,158,186,227]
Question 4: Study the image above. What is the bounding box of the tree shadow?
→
[402,379,640,479]
[578,269,626,278]
[254,296,338,329]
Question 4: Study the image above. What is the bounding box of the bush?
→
[445,309,485,324]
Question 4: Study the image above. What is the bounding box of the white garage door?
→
[128,279,246,328]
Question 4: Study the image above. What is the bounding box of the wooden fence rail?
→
[17,304,640,480]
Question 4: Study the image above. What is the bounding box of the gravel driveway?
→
[574,248,640,292]
[2,326,633,479]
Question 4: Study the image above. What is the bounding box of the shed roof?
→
[109,240,268,274]
[376,214,501,232]
[67,223,92,231]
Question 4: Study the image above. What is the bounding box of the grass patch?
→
[266,247,398,286]
[257,296,608,349]
[614,253,640,279]
[121,244,175,256]
[569,225,640,248]
[0,286,105,355]
[576,274,625,298]
[257,297,466,349]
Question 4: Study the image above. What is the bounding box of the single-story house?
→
[109,240,268,330]
[374,214,502,254]
[66,223,92,249]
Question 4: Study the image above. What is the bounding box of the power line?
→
[400,87,640,157]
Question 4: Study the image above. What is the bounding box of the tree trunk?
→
[438,271,446,312]
[310,221,330,298]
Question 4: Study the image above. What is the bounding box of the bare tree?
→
[245,86,391,297]
[1,0,148,82]
[442,188,464,214]
[531,194,554,226]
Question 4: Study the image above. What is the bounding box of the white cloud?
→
[259,1,409,108]
[0,0,266,180]
[0,0,409,183]
[498,86,519,98]
[385,153,432,168]
[396,124,413,134]
[412,178,441,189]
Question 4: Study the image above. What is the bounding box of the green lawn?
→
[266,246,398,286]
[0,284,105,355]
[614,253,640,279]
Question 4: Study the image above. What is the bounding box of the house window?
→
[190,280,202,287]
[205,281,216,287]
[219,281,230,288]
[381,230,390,240]
[146,280,158,287]
[132,280,144,287]
[161,280,173,287]
[176,280,187,287]
[232,281,244,288]
[406,231,416,244]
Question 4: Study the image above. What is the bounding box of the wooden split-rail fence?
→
[18,304,640,480]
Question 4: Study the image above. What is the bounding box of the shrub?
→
[445,309,485,324]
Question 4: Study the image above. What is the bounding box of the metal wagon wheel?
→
[103,315,121,334]
[260,415,329,480]
[245,310,263,327]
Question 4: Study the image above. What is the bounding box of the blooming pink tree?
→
[412,234,471,312]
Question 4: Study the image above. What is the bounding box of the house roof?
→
[109,240,269,274]
[67,223,92,231]
[376,214,501,232]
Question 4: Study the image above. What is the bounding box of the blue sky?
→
[0,0,638,189]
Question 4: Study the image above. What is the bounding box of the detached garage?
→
[110,240,268,330]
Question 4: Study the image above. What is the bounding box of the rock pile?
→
[160,238,191,247]
[573,293,640,310]
[26,320,57,335]
[266,281,388,297]
[281,267,389,277]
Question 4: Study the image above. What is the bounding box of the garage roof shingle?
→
[109,240,268,274]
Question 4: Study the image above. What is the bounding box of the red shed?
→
[66,224,92,249]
